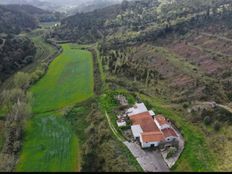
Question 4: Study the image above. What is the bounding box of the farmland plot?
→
[17,44,94,172]
[16,115,79,172]
[31,44,94,113]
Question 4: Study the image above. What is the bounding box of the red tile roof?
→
[141,132,165,142]
[155,115,169,126]
[130,112,160,132]
[162,128,177,138]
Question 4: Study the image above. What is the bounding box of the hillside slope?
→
[0,35,36,83]
[0,5,38,34]
[52,0,232,171]
[53,0,232,43]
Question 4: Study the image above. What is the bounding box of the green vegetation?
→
[65,98,142,172]
[0,107,6,118]
[21,29,57,73]
[31,44,94,113]
[16,44,94,172]
[166,147,178,159]
[16,114,79,172]
[0,121,4,151]
[140,94,215,172]
[54,0,232,44]
[66,92,142,172]
[0,35,36,83]
[0,72,33,171]
[95,43,106,85]
[0,5,37,34]
[213,121,221,131]
[99,89,135,138]
[98,90,142,171]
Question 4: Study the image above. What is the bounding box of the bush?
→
[166,147,177,159]
[203,116,211,125]
[213,121,221,131]
[13,72,31,89]
[183,103,188,109]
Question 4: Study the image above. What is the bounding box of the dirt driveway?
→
[124,141,169,172]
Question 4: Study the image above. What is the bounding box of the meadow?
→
[17,43,94,172]
[16,114,79,172]
[31,44,94,113]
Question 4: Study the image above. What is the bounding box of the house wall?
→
[141,141,160,148]
[131,125,143,139]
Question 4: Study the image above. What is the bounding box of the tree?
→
[8,101,31,122]
[1,89,25,110]
[13,72,31,89]
[214,121,221,131]
[203,116,211,125]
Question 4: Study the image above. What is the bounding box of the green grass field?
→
[16,114,79,172]
[31,44,94,113]
[17,43,94,172]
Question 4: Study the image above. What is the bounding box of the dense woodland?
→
[53,0,232,43]
[0,5,38,34]
[0,4,62,84]
[0,4,62,35]
[0,35,36,83]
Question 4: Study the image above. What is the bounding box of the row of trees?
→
[0,32,63,171]
[0,72,32,171]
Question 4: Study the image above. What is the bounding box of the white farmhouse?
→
[128,108,178,148]
[140,132,164,148]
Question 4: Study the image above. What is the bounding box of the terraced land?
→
[101,25,232,171]
[17,44,94,172]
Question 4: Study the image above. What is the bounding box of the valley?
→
[0,0,232,172]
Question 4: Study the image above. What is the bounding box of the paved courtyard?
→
[124,141,169,172]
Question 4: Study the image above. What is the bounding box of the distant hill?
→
[0,0,124,13]
[68,0,123,15]
[3,4,63,22]
[53,0,232,43]
[0,5,38,34]
[0,0,56,11]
